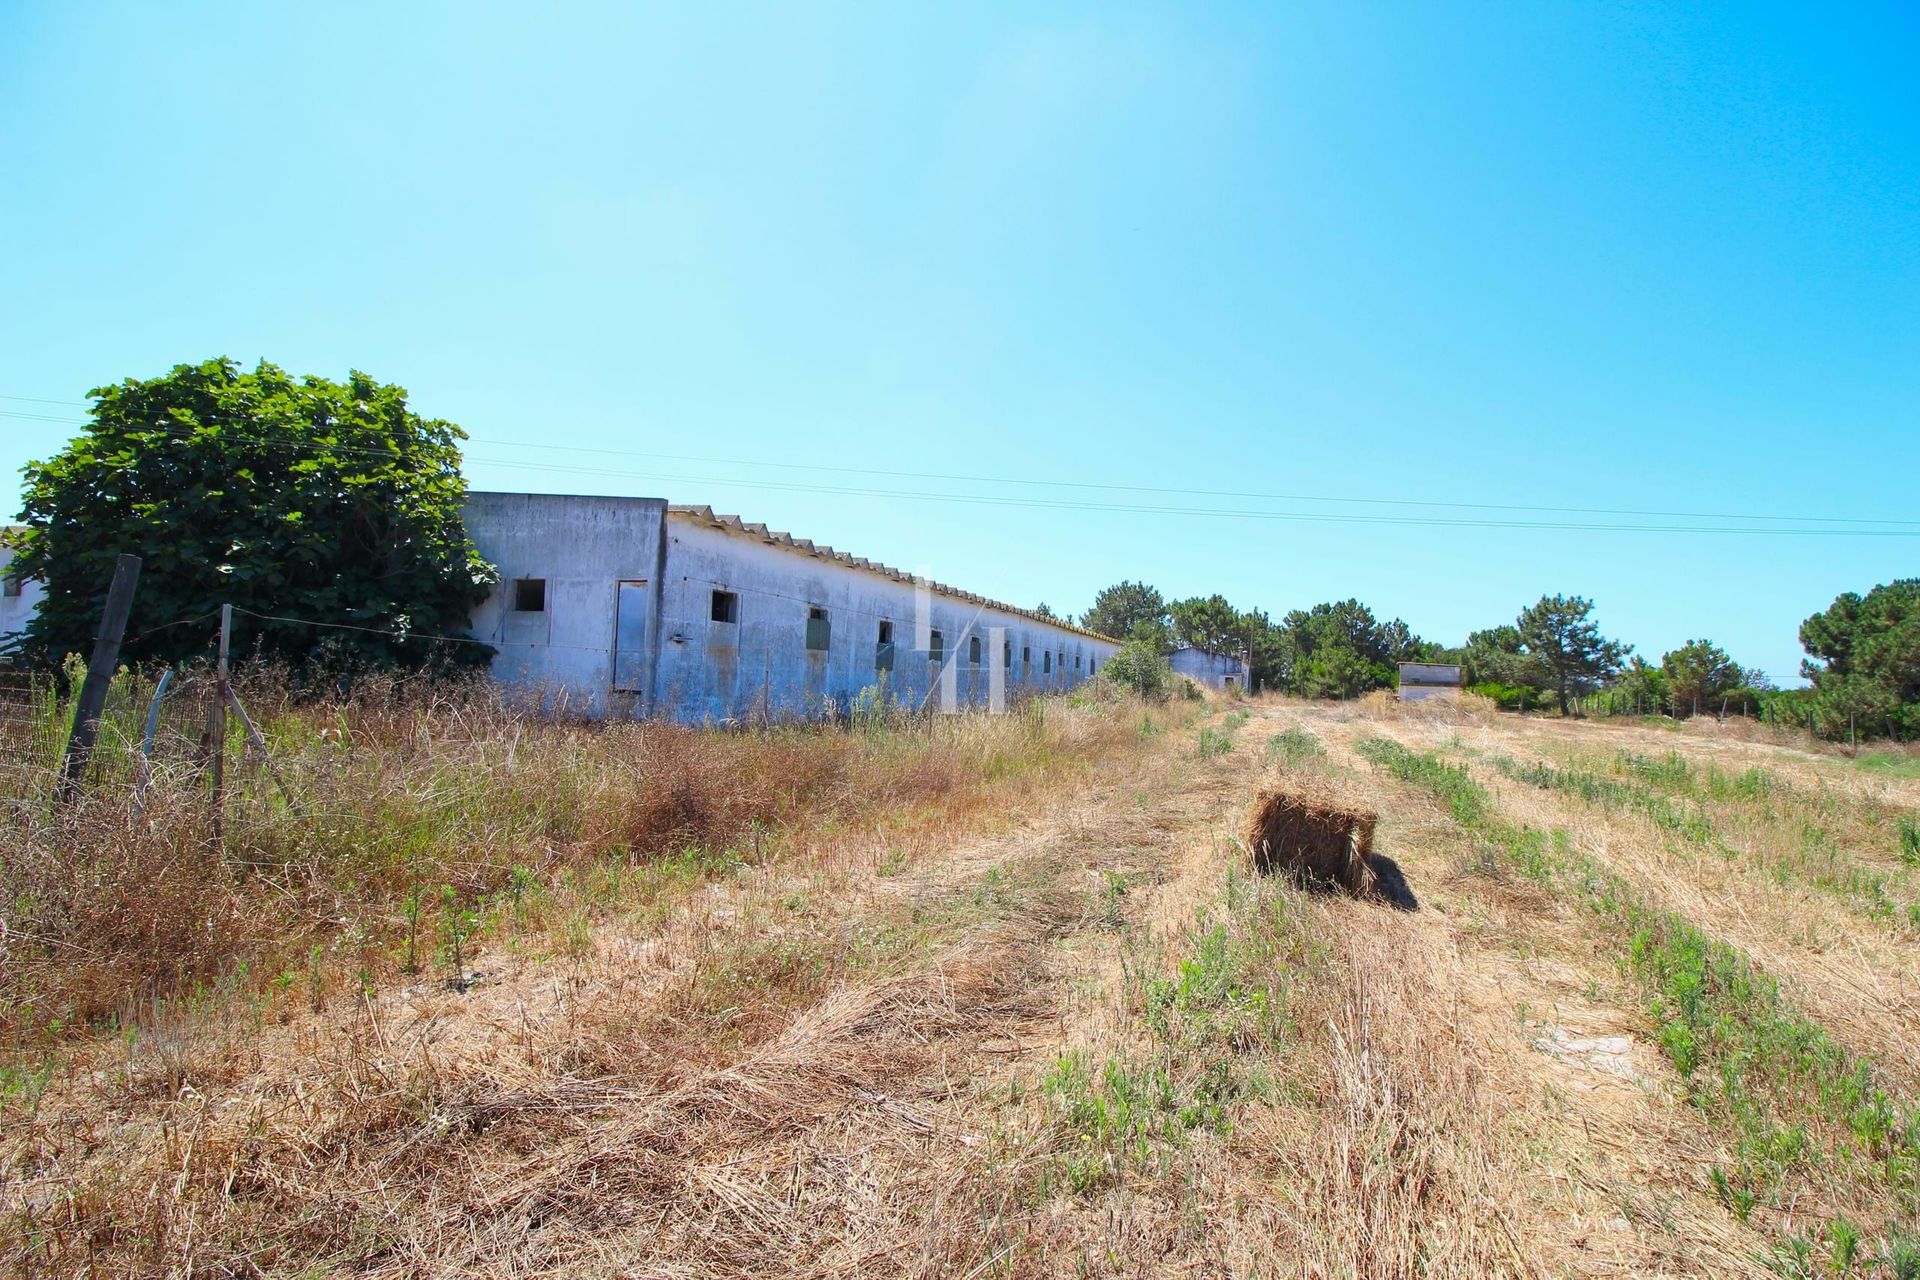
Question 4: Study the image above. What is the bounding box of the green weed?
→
[1365,738,1920,1231]
[1264,728,1324,768]
[1099,870,1131,929]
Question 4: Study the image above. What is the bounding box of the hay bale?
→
[1243,781,1378,897]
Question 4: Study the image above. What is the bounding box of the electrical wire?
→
[4,400,1915,534]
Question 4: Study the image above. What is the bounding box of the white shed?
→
[1397,662,1462,702]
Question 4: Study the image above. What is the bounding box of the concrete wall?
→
[653,511,1116,722]
[463,493,669,716]
[1398,662,1461,702]
[1398,662,1462,688]
[0,538,47,656]
[1169,646,1249,691]
[463,494,1118,722]
[1397,662,1461,702]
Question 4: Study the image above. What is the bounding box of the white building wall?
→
[1169,645,1249,692]
[464,493,669,716]
[463,494,1118,722]
[653,512,1116,722]
[1397,662,1462,702]
[0,538,48,656]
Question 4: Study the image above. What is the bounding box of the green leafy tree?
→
[1613,656,1670,714]
[1242,607,1289,692]
[1266,599,1426,699]
[1515,594,1628,715]
[1660,638,1744,716]
[1082,581,1169,646]
[1298,646,1390,700]
[1099,638,1173,698]
[1460,625,1547,689]
[1169,594,1243,656]
[1799,580,1920,739]
[7,358,497,671]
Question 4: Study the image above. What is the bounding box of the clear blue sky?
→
[3,3,1916,683]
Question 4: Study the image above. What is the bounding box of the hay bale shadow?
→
[1244,782,1418,910]
[1367,852,1420,911]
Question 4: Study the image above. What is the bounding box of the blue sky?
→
[3,2,1915,683]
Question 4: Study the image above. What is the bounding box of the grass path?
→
[1314,704,1920,1273]
[17,697,1915,1277]
[1419,717,1920,1087]
[1265,702,1771,1277]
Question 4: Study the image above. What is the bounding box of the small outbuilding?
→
[1170,645,1251,693]
[1397,661,1462,702]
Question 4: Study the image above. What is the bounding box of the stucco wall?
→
[1396,662,1461,702]
[654,512,1116,722]
[463,493,668,716]
[1169,646,1249,691]
[462,494,1117,722]
[0,540,47,654]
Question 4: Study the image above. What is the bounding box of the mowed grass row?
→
[1489,749,1920,930]
[1357,736,1920,1276]
[1602,747,1920,883]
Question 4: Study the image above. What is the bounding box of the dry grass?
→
[0,671,1123,1045]
[8,689,1920,1278]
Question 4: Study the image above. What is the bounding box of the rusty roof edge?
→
[667,504,1118,644]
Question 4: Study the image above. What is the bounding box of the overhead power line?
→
[2,399,1914,536]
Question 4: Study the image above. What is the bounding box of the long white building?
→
[463,492,1118,720]
[0,497,1120,717]
[0,532,48,660]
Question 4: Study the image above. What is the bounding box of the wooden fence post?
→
[58,554,142,802]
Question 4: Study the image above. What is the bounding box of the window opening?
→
[710,589,739,624]
[513,578,546,612]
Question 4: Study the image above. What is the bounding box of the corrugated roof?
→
[668,504,1117,643]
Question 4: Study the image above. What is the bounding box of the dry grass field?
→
[6,684,1920,1277]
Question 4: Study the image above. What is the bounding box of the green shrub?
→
[1101,641,1173,698]
[1468,681,1542,712]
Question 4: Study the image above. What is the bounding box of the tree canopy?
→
[1169,594,1243,656]
[1266,599,1430,699]
[1799,580,1920,737]
[1515,594,1628,714]
[1660,638,1745,713]
[1081,581,1170,647]
[7,358,497,672]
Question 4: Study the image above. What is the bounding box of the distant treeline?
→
[7,358,1914,743]
[1067,579,1920,743]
